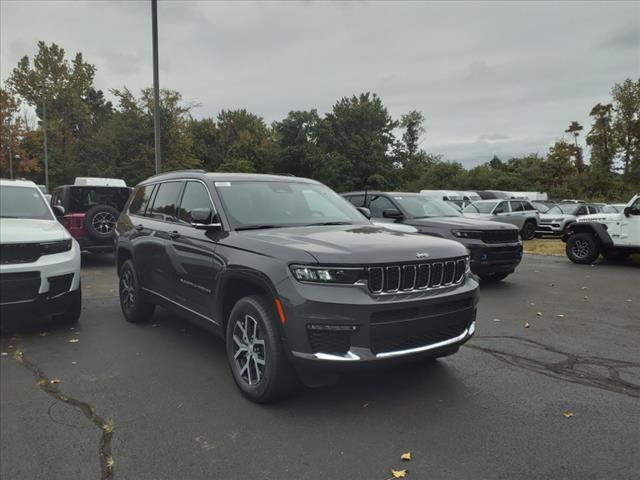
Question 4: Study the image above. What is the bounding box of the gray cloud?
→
[1,0,639,167]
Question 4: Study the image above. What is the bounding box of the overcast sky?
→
[1,1,639,166]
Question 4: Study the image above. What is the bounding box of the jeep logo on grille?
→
[416,252,430,259]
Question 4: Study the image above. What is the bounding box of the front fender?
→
[562,222,613,247]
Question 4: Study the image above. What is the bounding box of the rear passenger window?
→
[510,201,525,212]
[177,181,213,223]
[149,181,183,222]
[129,184,155,215]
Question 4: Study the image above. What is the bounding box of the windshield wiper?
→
[304,221,352,226]
[235,225,283,231]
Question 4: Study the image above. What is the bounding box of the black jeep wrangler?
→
[115,171,479,402]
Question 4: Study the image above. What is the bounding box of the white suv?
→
[0,179,82,324]
[563,194,640,263]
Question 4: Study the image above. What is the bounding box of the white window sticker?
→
[215,182,231,187]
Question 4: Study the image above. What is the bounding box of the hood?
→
[405,216,518,231]
[540,213,575,221]
[231,225,468,264]
[577,213,620,223]
[0,218,69,244]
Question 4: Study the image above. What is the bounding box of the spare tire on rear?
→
[84,205,119,241]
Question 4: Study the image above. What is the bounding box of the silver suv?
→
[463,199,539,240]
[536,203,601,236]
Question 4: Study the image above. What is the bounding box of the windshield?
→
[463,202,497,214]
[532,202,550,213]
[215,181,368,229]
[0,186,53,220]
[547,205,579,215]
[394,195,461,218]
[602,205,622,213]
[68,186,131,213]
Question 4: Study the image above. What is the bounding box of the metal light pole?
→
[151,0,162,174]
[42,91,50,190]
[5,116,14,179]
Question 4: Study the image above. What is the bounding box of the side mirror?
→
[52,205,65,218]
[494,208,504,214]
[190,208,222,230]
[356,207,371,219]
[623,206,635,217]
[382,208,403,219]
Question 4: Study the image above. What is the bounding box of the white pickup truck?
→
[562,194,640,263]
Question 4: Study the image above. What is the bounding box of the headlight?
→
[40,239,72,255]
[452,230,483,239]
[290,265,364,284]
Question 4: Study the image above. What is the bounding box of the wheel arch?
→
[217,271,281,333]
[565,222,613,247]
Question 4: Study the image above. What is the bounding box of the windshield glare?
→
[0,186,53,220]
[463,201,497,214]
[215,181,368,229]
[395,196,461,218]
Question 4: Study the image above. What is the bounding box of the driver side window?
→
[368,196,396,218]
[631,198,640,214]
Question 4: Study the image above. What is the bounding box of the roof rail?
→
[146,169,206,180]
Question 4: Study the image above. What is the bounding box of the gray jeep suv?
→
[115,171,479,402]
[342,192,523,282]
[463,199,539,240]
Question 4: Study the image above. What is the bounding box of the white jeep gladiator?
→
[562,194,640,263]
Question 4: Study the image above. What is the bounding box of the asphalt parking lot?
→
[1,254,639,480]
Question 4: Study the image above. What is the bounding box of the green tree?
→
[318,93,397,191]
[399,110,426,158]
[0,88,41,177]
[611,78,640,177]
[564,121,584,172]
[543,140,577,197]
[272,109,322,178]
[586,103,614,173]
[7,41,108,185]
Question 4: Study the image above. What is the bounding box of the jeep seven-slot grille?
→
[0,243,41,265]
[481,230,519,243]
[367,258,467,294]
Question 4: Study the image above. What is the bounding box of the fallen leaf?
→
[401,452,412,461]
[392,470,408,478]
[583,296,589,300]
[151,324,160,328]
[492,318,501,322]
[50,379,61,384]
[525,322,530,328]
[581,286,588,290]
[69,338,79,343]
[563,411,574,418]
[555,314,565,318]
[39,332,48,337]
[536,312,543,316]
[363,403,369,408]
[627,299,633,302]
[550,283,555,287]
[1,352,7,356]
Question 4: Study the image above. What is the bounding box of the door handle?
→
[135,224,144,231]
[168,231,180,239]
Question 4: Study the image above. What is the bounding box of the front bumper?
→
[0,289,77,319]
[536,223,564,235]
[0,240,81,318]
[468,243,523,275]
[279,276,479,364]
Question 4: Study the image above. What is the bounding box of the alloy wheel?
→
[571,239,590,258]
[92,212,116,234]
[232,314,266,385]
[120,269,135,311]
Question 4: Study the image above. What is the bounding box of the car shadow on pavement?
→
[80,252,115,268]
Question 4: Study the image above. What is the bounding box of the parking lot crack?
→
[12,348,115,480]
[467,336,640,398]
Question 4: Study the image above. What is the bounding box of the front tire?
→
[119,259,155,323]
[566,233,600,264]
[53,287,81,324]
[225,295,297,403]
[521,220,537,240]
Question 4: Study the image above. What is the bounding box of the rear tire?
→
[225,295,297,403]
[119,259,155,323]
[521,220,537,240]
[565,232,600,264]
[478,272,510,282]
[52,287,81,324]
